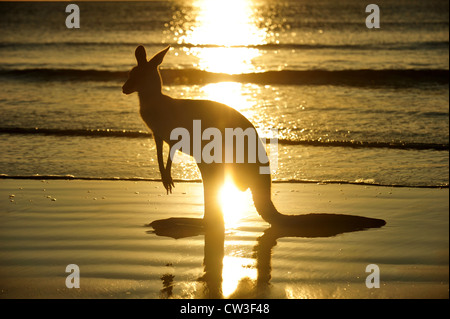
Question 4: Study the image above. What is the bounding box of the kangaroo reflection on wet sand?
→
[149,213,385,298]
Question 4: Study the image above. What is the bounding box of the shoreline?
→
[1,175,447,189]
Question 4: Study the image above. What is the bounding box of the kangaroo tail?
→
[251,179,386,232]
[251,183,286,225]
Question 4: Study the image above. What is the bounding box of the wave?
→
[0,40,448,51]
[1,127,448,151]
[0,127,151,139]
[0,174,447,189]
[1,67,448,87]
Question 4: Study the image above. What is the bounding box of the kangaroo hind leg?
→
[199,165,225,229]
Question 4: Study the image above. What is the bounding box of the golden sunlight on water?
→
[221,255,257,298]
[178,0,267,74]
[173,0,270,296]
[200,82,254,112]
[192,47,262,74]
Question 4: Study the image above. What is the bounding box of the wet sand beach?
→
[0,179,447,299]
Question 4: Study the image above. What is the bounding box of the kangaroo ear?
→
[135,45,147,66]
[149,46,170,66]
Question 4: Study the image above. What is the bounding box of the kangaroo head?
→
[122,45,170,95]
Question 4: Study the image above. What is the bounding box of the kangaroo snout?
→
[122,81,134,95]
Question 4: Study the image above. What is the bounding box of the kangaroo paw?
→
[161,171,175,194]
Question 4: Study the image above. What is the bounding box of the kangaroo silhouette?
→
[122,45,386,230]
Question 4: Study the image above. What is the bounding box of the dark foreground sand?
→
[0,179,448,298]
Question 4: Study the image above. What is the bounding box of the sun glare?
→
[179,0,267,74]
[184,0,266,47]
[219,177,252,229]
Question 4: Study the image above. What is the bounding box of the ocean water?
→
[0,0,448,187]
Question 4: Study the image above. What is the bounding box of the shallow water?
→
[0,0,448,187]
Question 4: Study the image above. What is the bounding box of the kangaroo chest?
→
[140,105,177,142]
